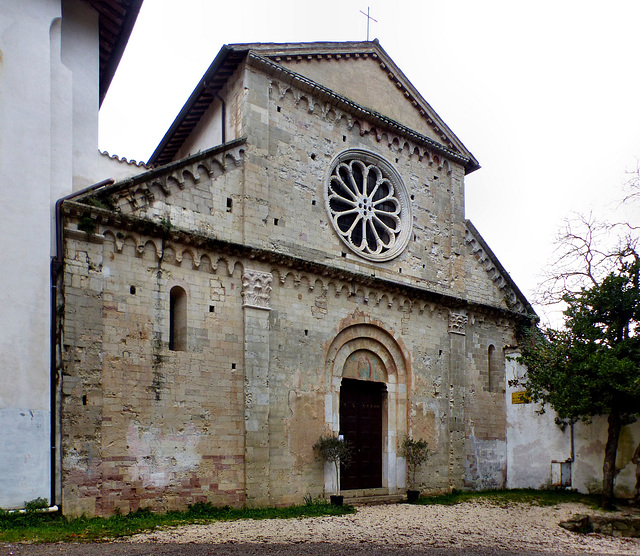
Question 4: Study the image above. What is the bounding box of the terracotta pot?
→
[407,490,420,502]
[330,495,344,506]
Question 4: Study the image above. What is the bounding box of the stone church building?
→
[59,41,535,516]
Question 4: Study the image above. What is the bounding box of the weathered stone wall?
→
[462,315,513,489]
[241,66,469,299]
[61,221,516,514]
[62,227,247,516]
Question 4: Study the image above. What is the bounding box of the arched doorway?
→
[340,377,386,489]
[324,319,409,495]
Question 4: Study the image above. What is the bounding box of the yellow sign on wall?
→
[511,391,531,404]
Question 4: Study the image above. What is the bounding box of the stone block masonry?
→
[59,45,528,515]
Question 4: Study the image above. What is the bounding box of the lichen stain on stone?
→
[287,391,323,471]
[617,426,637,465]
[412,402,436,449]
[126,423,202,488]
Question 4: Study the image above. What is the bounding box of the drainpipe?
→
[51,178,114,509]
[215,93,226,144]
[570,422,575,462]
[203,81,226,145]
[215,93,227,145]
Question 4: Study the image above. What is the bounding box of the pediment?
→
[254,42,462,153]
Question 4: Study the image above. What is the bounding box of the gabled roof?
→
[84,0,144,106]
[148,40,479,173]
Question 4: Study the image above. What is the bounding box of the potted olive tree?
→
[402,436,429,502]
[313,433,353,505]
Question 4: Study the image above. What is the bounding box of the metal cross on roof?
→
[360,7,378,41]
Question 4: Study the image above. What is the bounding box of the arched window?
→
[169,286,187,351]
[488,344,504,393]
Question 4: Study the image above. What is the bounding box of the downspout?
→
[215,93,226,144]
[203,81,226,145]
[51,178,114,508]
[570,422,575,462]
[568,421,575,486]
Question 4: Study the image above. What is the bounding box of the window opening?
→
[488,344,504,392]
[169,286,187,351]
[326,150,412,261]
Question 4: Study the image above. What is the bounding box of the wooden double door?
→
[339,378,385,490]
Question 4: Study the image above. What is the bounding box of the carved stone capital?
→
[448,312,468,335]
[242,270,273,309]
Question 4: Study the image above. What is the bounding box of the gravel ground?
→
[122,501,640,554]
[4,501,640,556]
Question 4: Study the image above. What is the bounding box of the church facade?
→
[59,41,535,516]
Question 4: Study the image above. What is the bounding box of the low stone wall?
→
[560,513,640,538]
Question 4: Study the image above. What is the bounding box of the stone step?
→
[339,489,407,506]
[346,494,406,506]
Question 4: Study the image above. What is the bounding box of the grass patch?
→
[413,488,601,508]
[0,500,354,544]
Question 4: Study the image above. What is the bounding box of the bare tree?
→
[520,182,640,508]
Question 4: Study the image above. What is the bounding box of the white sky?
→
[99,0,640,325]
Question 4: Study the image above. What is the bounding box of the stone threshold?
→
[339,488,406,506]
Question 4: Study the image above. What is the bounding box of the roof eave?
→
[95,0,144,106]
[147,44,245,166]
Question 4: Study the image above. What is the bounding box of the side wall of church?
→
[61,225,246,517]
[174,60,248,160]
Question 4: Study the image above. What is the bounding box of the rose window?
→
[325,150,412,262]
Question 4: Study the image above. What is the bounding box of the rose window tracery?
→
[325,150,412,261]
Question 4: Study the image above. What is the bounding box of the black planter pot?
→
[407,490,420,502]
[330,495,344,506]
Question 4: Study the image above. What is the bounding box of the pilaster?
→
[242,269,273,506]
[448,311,467,488]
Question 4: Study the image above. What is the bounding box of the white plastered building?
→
[0,0,143,509]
